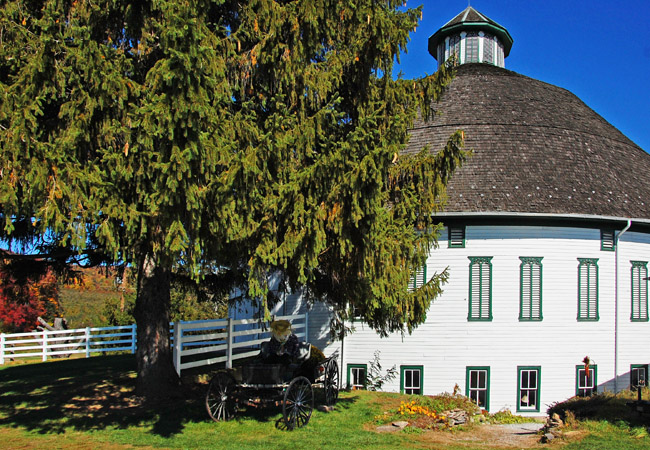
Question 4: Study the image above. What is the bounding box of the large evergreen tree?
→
[0,0,465,397]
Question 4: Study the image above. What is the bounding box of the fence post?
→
[131,324,136,354]
[42,330,48,362]
[226,317,233,369]
[304,312,309,342]
[173,321,182,377]
[85,327,91,358]
[0,333,4,365]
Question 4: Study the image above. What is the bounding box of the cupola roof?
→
[428,6,513,60]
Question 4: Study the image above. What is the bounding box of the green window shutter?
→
[448,226,466,248]
[409,264,427,292]
[601,230,616,251]
[468,257,493,321]
[631,261,649,322]
[519,257,543,321]
[466,366,490,411]
[517,366,541,413]
[577,258,599,321]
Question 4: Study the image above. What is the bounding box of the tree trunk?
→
[134,252,180,398]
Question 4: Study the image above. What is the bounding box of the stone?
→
[392,421,409,429]
[376,425,400,433]
[317,405,334,413]
[541,433,555,443]
[550,413,563,426]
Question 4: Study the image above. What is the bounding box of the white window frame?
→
[401,366,423,395]
[466,367,490,410]
[517,366,541,412]
[576,365,597,396]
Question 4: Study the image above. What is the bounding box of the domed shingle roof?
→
[407,63,650,220]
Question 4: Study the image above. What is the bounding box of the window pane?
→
[478,390,486,407]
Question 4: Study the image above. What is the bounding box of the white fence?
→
[0,313,308,376]
[171,313,308,376]
[0,325,137,365]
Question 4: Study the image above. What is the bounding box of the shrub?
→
[547,389,650,427]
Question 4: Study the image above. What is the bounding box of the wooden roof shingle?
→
[406,63,650,220]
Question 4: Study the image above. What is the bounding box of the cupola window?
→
[483,33,494,65]
[465,32,479,63]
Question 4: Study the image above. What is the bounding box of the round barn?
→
[234,6,650,415]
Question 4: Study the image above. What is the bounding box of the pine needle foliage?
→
[0,0,465,367]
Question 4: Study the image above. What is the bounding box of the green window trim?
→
[577,258,599,321]
[631,261,649,322]
[631,364,649,390]
[519,257,543,321]
[468,257,493,321]
[400,365,423,395]
[347,364,367,390]
[466,366,490,411]
[575,364,597,396]
[601,230,616,251]
[448,226,466,248]
[517,366,541,413]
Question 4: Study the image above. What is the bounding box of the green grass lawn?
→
[1,356,649,449]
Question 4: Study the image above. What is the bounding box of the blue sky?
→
[395,0,650,152]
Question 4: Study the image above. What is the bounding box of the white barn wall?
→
[340,225,650,415]
[226,224,650,415]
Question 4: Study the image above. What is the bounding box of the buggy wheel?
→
[205,371,237,422]
[324,359,339,406]
[283,376,313,430]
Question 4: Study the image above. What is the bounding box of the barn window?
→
[465,32,479,63]
[448,34,461,61]
[401,366,423,395]
[631,364,648,390]
[468,257,493,321]
[483,33,495,64]
[577,258,599,321]
[448,226,466,248]
[631,261,648,321]
[576,365,597,396]
[409,264,427,291]
[601,230,616,251]
[347,364,367,390]
[520,257,543,321]
[466,366,490,410]
[517,366,541,412]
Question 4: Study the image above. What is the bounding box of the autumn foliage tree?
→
[0,266,61,333]
[0,0,465,398]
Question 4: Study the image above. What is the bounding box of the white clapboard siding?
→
[315,224,650,415]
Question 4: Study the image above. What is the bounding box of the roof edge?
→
[433,211,650,228]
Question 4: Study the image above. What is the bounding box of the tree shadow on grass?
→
[0,356,357,438]
[0,355,204,438]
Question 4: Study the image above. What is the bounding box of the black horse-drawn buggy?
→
[205,340,339,430]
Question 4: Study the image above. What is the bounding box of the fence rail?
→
[0,313,309,376]
[171,313,308,376]
[0,325,137,364]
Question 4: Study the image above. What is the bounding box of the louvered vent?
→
[449,226,466,248]
[601,230,615,251]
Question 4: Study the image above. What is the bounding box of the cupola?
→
[428,6,513,68]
